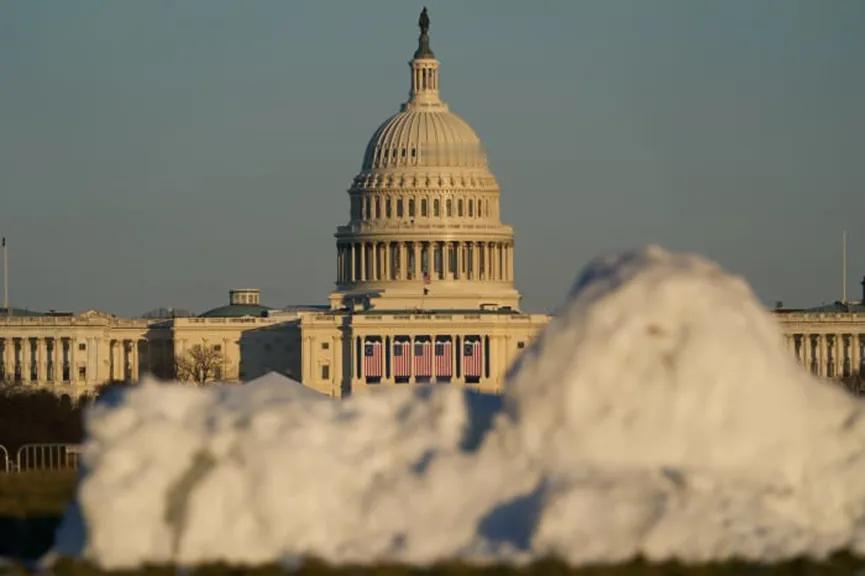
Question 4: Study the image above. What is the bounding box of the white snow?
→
[54,246,865,568]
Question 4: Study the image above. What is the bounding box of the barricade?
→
[14,443,82,472]
[0,444,10,473]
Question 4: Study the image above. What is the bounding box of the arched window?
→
[421,198,428,217]
[397,198,404,218]
[364,198,371,220]
[468,199,474,217]
[458,199,463,217]
[386,197,392,218]
[374,197,381,219]
[409,198,415,218]
[433,199,440,217]
[446,199,452,217]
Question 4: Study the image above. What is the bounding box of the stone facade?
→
[0,301,302,398]
[774,306,865,380]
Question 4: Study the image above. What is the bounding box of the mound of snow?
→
[55,247,865,569]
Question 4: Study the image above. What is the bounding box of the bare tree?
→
[175,344,224,385]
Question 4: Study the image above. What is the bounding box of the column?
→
[855,335,863,377]
[131,340,139,382]
[53,338,62,381]
[413,242,421,281]
[349,244,355,282]
[508,243,515,282]
[21,338,31,383]
[37,338,47,383]
[2,338,10,380]
[472,242,481,280]
[494,243,501,281]
[818,335,827,377]
[371,242,378,281]
[456,242,463,280]
[70,337,78,383]
[360,242,367,282]
[801,335,810,373]
[484,243,490,280]
[400,242,407,280]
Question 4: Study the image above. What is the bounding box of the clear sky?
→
[1,1,864,316]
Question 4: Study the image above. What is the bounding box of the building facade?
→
[0,289,302,398]
[0,12,549,398]
[774,296,865,382]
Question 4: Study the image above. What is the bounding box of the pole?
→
[2,237,8,316]
[843,230,848,304]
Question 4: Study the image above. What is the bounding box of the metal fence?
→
[0,443,82,473]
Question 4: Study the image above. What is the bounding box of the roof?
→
[0,307,44,317]
[775,301,865,314]
[199,304,272,318]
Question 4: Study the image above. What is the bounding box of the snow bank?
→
[55,247,865,569]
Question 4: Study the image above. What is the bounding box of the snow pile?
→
[55,247,865,569]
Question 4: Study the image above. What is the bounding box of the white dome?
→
[362,109,488,171]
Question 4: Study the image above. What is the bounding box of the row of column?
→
[337,240,514,284]
[0,336,72,384]
[0,336,141,385]
[786,333,865,379]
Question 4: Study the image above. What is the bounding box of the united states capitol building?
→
[0,12,549,398]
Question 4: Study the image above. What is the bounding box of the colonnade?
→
[337,240,514,284]
[0,336,142,385]
[786,333,865,379]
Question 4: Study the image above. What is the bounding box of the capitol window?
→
[386,198,392,218]
[458,199,463,217]
[409,199,415,217]
[434,199,440,217]
[397,199,404,217]
[446,199,452,217]
[421,199,428,217]
[375,197,381,219]
[469,200,474,217]
[364,198,371,220]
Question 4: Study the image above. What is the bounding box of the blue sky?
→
[1,1,864,315]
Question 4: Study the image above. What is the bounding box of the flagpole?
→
[2,237,8,317]
[843,230,848,304]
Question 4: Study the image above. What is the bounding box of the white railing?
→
[0,443,82,473]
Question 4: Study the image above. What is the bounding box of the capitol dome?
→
[362,109,488,170]
[330,10,521,312]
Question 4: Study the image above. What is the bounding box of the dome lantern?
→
[407,8,442,111]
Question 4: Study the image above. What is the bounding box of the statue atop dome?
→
[414,7,434,59]
[419,7,430,35]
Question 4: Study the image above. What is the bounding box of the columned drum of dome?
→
[330,15,521,312]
